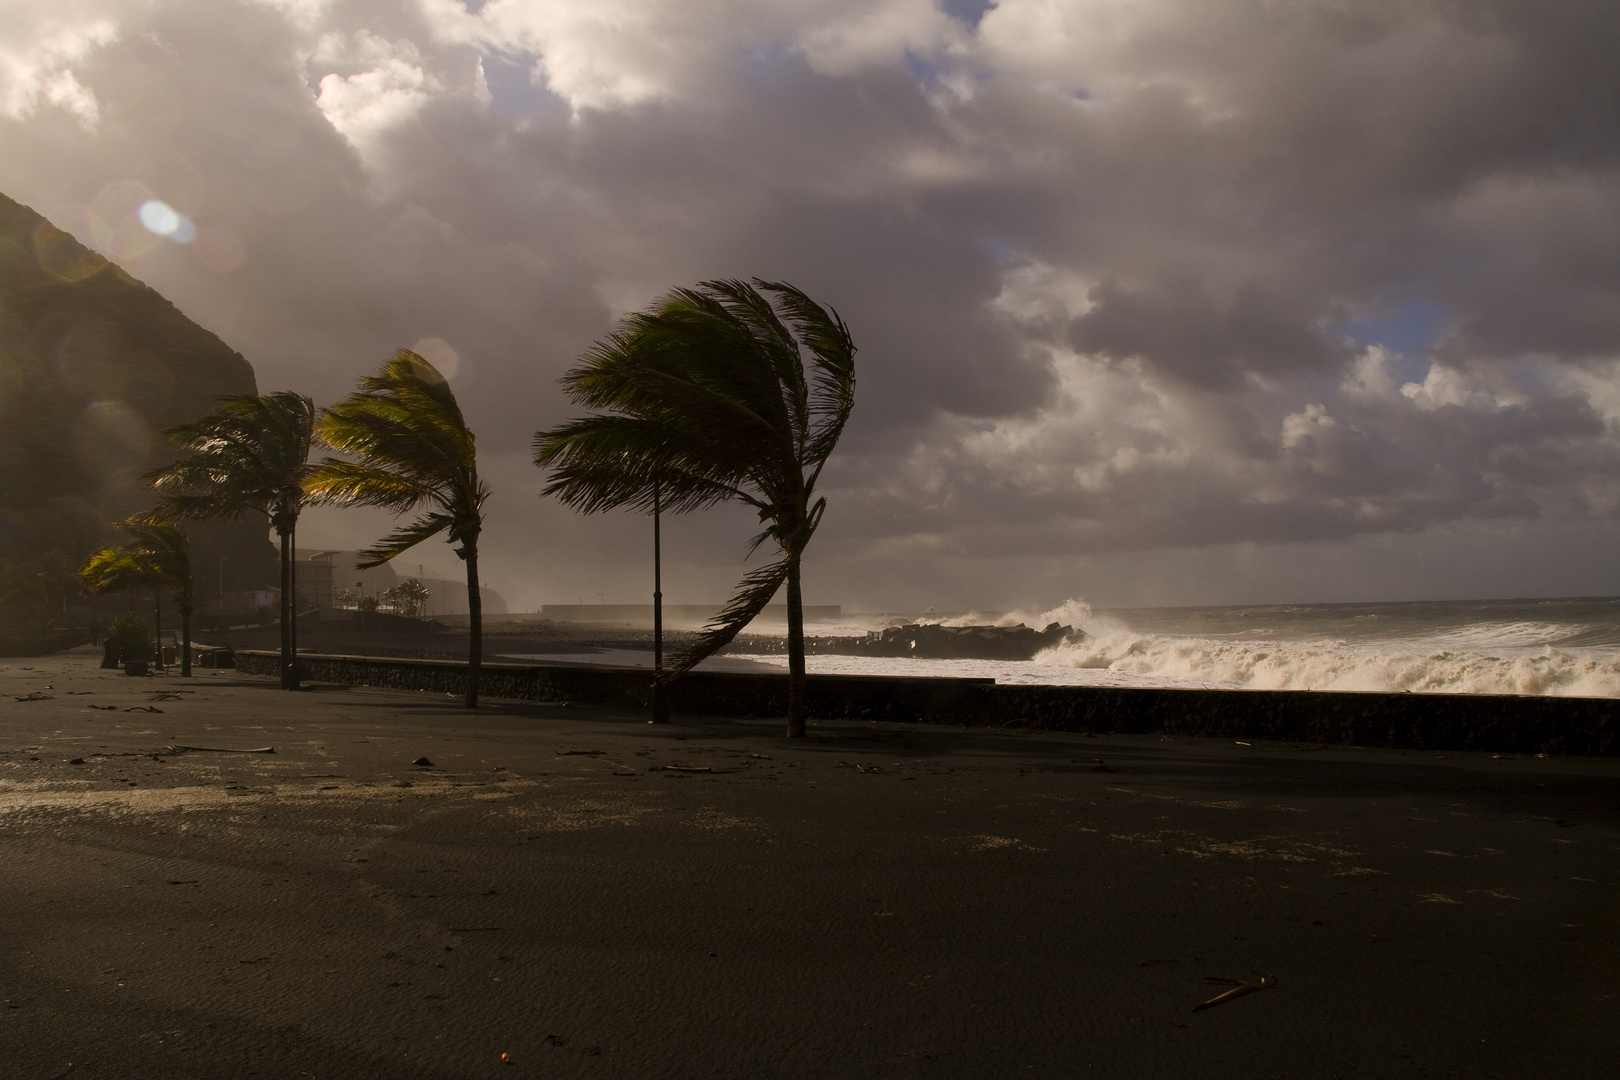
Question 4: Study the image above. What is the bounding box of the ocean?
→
[724,597,1620,697]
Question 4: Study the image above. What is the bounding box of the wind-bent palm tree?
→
[82,516,197,676]
[150,392,317,689]
[309,350,490,707]
[533,278,856,738]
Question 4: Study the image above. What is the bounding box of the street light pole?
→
[650,483,669,724]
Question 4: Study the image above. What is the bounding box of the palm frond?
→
[757,279,856,469]
[537,278,857,715]
[314,349,486,565]
[664,553,794,678]
[152,392,316,521]
[80,546,162,595]
[534,415,759,515]
[355,513,455,568]
[696,278,808,440]
[80,514,194,605]
[115,515,195,607]
[305,459,437,512]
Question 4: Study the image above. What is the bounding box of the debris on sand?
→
[167,744,275,754]
[412,756,435,767]
[1194,973,1275,1012]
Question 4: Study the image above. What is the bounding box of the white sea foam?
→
[1030,634,1620,697]
[735,596,1620,697]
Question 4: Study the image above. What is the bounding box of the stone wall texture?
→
[237,651,1619,756]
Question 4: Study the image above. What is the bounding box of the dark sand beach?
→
[2,649,1616,1078]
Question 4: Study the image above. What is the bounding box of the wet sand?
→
[2,650,1616,1078]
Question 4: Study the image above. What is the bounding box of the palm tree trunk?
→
[278,525,293,689]
[289,516,299,687]
[464,542,482,708]
[154,589,164,673]
[786,556,806,738]
[180,603,192,677]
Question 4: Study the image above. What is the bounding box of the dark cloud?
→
[1069,278,1346,388]
[2,0,1618,608]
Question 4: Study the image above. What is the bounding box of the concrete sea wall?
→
[236,650,1620,756]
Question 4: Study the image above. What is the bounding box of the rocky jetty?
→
[771,621,1080,661]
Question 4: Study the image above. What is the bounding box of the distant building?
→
[295,551,335,612]
[297,550,508,617]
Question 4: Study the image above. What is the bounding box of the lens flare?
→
[137,200,196,243]
[412,337,460,379]
[88,181,162,261]
[138,199,179,235]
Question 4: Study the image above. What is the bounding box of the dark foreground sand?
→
[2,651,1616,1079]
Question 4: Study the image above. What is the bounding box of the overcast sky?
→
[3,0,1618,612]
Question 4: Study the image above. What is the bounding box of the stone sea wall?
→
[236,650,1619,756]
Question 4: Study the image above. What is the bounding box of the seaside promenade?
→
[2,648,1616,1078]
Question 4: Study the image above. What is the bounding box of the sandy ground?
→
[1,649,1617,1079]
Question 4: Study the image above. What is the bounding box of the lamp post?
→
[153,587,164,673]
[650,484,669,724]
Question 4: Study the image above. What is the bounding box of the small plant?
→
[107,613,153,663]
[383,578,431,618]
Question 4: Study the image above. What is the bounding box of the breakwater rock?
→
[746,621,1079,661]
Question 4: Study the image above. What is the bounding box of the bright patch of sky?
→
[1342,301,1450,383]
[0,17,117,128]
[479,51,558,117]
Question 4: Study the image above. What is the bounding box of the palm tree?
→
[149,392,317,689]
[533,278,856,738]
[308,350,490,707]
[82,516,197,676]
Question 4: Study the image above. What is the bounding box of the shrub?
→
[107,612,153,663]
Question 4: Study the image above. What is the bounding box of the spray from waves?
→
[798,596,1620,696]
[1034,630,1620,697]
[939,598,1102,630]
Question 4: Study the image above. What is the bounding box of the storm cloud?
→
[2,0,1618,609]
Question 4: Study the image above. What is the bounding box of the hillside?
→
[0,191,277,610]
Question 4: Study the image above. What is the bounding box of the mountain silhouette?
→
[0,190,276,593]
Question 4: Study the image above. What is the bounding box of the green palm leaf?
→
[534,278,857,737]
[150,392,316,688]
[310,350,489,707]
[81,514,199,676]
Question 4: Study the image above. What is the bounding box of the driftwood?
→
[166,744,275,754]
[1194,974,1275,1011]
